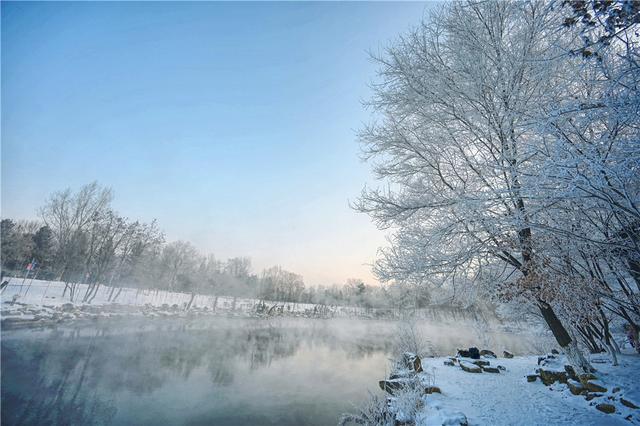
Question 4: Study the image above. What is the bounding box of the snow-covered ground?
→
[421,354,639,425]
[361,351,640,426]
[0,277,302,311]
[0,277,342,323]
[0,277,500,326]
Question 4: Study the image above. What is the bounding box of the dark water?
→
[1,316,549,426]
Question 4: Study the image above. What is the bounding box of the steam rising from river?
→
[1,316,552,426]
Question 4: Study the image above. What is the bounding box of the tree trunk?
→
[186,292,195,310]
[107,285,116,302]
[112,287,123,302]
[87,283,101,303]
[538,302,593,373]
[82,283,95,303]
[611,335,622,355]
[628,258,640,292]
[605,341,619,366]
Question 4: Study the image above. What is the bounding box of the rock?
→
[441,412,468,426]
[481,366,500,373]
[584,380,607,393]
[468,347,480,359]
[612,387,621,394]
[497,365,506,371]
[424,386,441,394]
[596,403,616,414]
[585,393,603,401]
[537,355,556,366]
[472,360,490,367]
[423,411,468,426]
[444,360,455,366]
[567,380,586,395]
[621,398,639,409]
[379,379,412,395]
[459,361,482,373]
[379,380,396,394]
[526,374,538,383]
[389,371,412,380]
[60,303,75,312]
[402,352,423,373]
[480,349,497,358]
[551,349,560,354]
[539,369,568,386]
[564,365,578,381]
[578,373,597,385]
[503,350,514,359]
[457,348,480,359]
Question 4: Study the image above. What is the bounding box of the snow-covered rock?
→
[459,361,482,373]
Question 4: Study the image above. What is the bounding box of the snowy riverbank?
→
[345,351,640,426]
[0,278,360,326]
[4,279,636,425]
[0,277,504,327]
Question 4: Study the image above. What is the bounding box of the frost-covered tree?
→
[259,266,305,302]
[225,257,252,278]
[160,240,199,292]
[536,0,640,355]
[356,1,596,370]
[39,182,113,300]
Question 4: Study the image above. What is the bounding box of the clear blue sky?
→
[1,1,432,286]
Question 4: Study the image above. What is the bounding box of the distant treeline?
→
[1,182,431,308]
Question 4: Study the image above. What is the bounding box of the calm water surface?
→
[1,316,547,425]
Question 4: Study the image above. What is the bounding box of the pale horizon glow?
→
[1,1,432,286]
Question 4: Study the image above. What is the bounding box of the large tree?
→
[32,225,55,278]
[40,182,113,300]
[356,1,594,370]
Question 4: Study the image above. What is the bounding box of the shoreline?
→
[344,350,640,425]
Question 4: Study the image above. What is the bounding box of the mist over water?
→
[1,316,551,426]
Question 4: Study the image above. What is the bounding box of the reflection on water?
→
[1,317,550,425]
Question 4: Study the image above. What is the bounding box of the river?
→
[1,316,549,425]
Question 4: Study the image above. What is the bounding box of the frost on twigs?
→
[357,0,640,378]
[342,349,442,426]
[338,392,393,426]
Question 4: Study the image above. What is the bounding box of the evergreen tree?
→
[32,225,55,278]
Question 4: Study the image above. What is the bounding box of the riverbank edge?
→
[342,350,640,426]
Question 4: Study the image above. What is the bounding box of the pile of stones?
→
[526,353,638,420]
[378,352,442,396]
[443,347,506,374]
